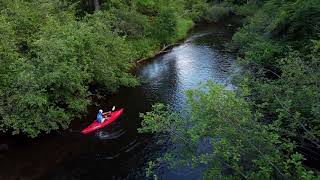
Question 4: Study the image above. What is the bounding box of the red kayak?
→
[81,108,124,134]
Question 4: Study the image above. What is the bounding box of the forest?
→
[0,0,210,137]
[0,0,319,179]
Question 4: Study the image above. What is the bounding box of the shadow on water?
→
[0,16,242,180]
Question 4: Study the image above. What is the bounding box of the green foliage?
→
[128,38,160,60]
[140,83,317,179]
[231,0,320,177]
[138,103,180,134]
[152,8,178,45]
[131,0,157,14]
[0,2,139,137]
[108,8,150,38]
[139,0,320,178]
[232,0,320,151]
[250,48,320,148]
[203,4,231,23]
[176,18,194,40]
[266,0,320,42]
[0,0,209,137]
[146,161,157,178]
[230,3,260,17]
[184,0,209,21]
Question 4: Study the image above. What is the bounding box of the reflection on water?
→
[95,129,126,140]
[138,28,236,112]
[0,17,241,180]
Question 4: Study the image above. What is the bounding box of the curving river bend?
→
[0,17,241,180]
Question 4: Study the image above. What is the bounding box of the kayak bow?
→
[81,108,124,134]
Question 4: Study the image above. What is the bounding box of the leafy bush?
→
[232,0,320,175]
[184,0,209,21]
[128,38,160,60]
[139,83,317,179]
[139,0,320,178]
[108,8,151,38]
[0,0,208,137]
[152,8,178,45]
[203,5,231,22]
[231,3,260,16]
[176,18,194,40]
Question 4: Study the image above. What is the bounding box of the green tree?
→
[152,8,178,45]
[140,0,320,178]
[0,0,208,137]
[139,83,317,179]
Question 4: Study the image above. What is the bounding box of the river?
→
[0,16,241,180]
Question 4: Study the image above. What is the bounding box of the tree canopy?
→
[139,0,320,178]
[0,0,211,137]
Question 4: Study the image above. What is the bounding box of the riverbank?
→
[0,0,211,138]
[135,21,195,65]
[136,42,181,64]
[135,15,244,65]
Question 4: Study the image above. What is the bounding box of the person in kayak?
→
[96,106,116,123]
[97,109,107,123]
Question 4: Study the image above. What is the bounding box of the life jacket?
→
[96,112,103,123]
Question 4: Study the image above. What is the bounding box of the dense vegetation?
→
[1,0,319,177]
[0,0,213,137]
[139,0,320,179]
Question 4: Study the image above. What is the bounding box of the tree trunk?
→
[87,0,100,12]
[93,0,100,11]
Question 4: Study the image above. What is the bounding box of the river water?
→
[0,17,241,180]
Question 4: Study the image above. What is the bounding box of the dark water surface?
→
[0,17,241,180]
